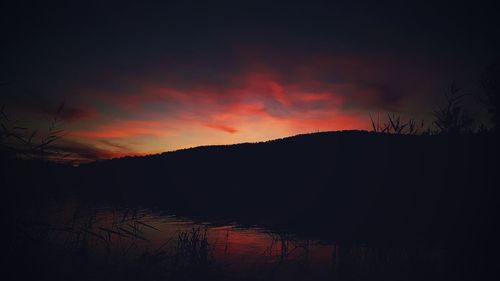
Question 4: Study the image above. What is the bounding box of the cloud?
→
[58,105,99,122]
[69,120,169,139]
[99,139,131,150]
[80,50,439,120]
[0,87,98,122]
[204,123,238,134]
[4,49,448,159]
[40,140,125,162]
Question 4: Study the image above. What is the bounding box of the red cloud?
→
[62,52,430,158]
[204,123,238,134]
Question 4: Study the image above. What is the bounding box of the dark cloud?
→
[0,86,96,122]
[99,139,131,151]
[47,140,131,162]
[204,124,238,134]
[58,106,97,122]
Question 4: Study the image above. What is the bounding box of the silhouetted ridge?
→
[88,130,375,163]
[71,130,498,246]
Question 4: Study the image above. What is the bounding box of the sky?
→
[1,1,499,161]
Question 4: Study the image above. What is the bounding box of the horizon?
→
[85,129,371,161]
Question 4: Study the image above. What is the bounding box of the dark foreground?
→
[2,131,499,280]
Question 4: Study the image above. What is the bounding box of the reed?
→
[369,112,425,135]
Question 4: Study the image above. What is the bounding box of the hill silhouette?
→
[68,130,498,245]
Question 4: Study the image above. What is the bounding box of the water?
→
[21,202,452,280]
[40,205,337,278]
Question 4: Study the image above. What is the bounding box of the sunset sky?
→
[1,1,499,161]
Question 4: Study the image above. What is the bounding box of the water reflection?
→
[33,205,450,280]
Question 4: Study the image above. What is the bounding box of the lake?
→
[22,201,452,281]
